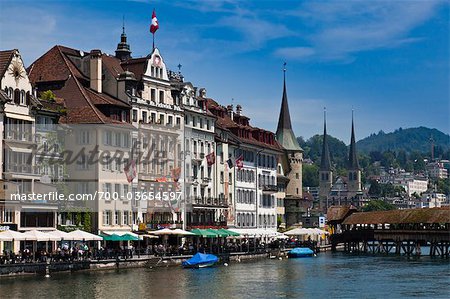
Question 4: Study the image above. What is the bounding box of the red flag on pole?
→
[235,155,244,169]
[124,160,136,183]
[206,152,216,166]
[150,9,159,34]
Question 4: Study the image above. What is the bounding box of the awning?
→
[102,234,138,241]
[66,229,103,241]
[5,112,35,122]
[6,145,33,153]
[102,230,138,237]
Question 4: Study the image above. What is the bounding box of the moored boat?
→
[288,247,314,258]
[182,253,219,268]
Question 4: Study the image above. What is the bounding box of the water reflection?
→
[0,252,449,298]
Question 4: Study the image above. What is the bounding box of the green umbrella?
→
[121,234,139,241]
[207,229,228,237]
[190,229,218,238]
[102,234,122,241]
[219,229,240,237]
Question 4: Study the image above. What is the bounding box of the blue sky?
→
[1,0,448,143]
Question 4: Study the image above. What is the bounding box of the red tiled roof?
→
[102,54,124,79]
[342,207,450,225]
[84,87,129,108]
[121,57,147,81]
[28,45,131,124]
[0,50,14,79]
[205,98,283,152]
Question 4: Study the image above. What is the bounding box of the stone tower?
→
[115,19,132,61]
[319,109,332,211]
[347,112,362,194]
[276,65,303,199]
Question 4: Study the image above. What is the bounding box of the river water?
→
[0,252,449,298]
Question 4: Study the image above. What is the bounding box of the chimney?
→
[226,104,233,121]
[236,104,242,115]
[90,49,102,93]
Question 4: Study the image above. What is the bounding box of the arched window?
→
[20,90,26,105]
[14,89,20,104]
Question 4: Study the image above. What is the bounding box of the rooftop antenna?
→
[177,63,182,73]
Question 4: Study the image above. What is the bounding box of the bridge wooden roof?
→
[327,205,358,223]
[342,207,450,225]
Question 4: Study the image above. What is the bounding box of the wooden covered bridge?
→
[328,207,450,257]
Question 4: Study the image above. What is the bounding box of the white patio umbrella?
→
[284,228,311,236]
[22,230,61,241]
[46,229,74,241]
[66,229,103,241]
[150,228,179,235]
[171,229,195,236]
[0,230,27,241]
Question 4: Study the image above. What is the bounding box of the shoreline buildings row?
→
[0,24,311,247]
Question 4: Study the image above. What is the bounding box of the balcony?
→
[146,220,183,230]
[192,197,228,208]
[262,185,278,193]
[5,130,34,143]
[201,177,211,186]
[191,153,202,162]
[5,164,39,175]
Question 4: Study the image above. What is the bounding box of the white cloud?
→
[276,0,444,61]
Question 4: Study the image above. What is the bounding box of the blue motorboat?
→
[288,247,314,258]
[182,253,219,268]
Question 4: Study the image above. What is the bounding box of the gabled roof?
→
[342,207,450,225]
[0,50,15,79]
[121,57,147,81]
[275,74,303,152]
[28,45,131,125]
[327,205,357,222]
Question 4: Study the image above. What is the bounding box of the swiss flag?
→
[150,9,159,34]
[236,155,244,169]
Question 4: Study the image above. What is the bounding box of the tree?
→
[302,164,319,187]
[362,200,397,212]
[368,180,381,197]
[40,90,56,102]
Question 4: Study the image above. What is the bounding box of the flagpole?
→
[152,33,155,50]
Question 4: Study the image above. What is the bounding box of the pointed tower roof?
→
[320,109,332,171]
[115,17,132,61]
[276,63,303,152]
[348,111,360,170]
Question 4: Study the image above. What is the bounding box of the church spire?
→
[320,108,331,171]
[115,16,132,61]
[348,110,360,170]
[276,62,302,152]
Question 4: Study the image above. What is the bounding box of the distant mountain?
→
[356,127,449,154]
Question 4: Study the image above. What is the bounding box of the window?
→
[206,120,210,130]
[79,130,90,145]
[168,115,173,125]
[142,111,147,123]
[159,90,164,103]
[104,131,112,145]
[132,109,138,122]
[2,209,14,223]
[114,132,121,147]
[159,114,164,124]
[115,184,121,196]
[123,133,130,148]
[114,211,120,225]
[123,211,129,225]
[76,155,89,170]
[199,118,203,128]
[176,117,181,126]
[103,210,111,225]
[20,90,26,105]
[151,89,156,101]
[123,184,129,199]
[104,183,111,194]
[296,173,299,179]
